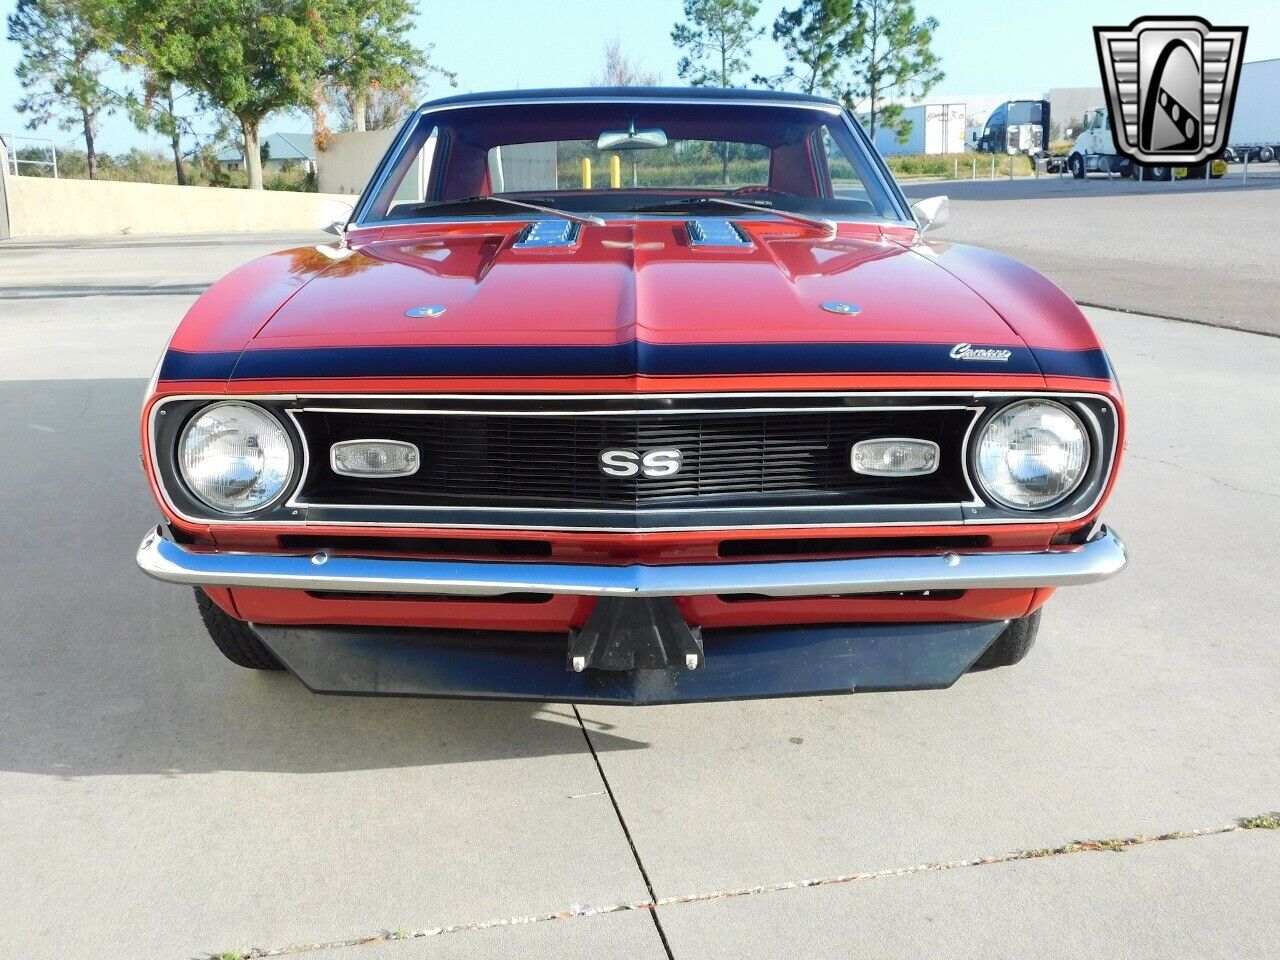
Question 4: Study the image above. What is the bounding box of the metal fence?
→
[1,134,59,177]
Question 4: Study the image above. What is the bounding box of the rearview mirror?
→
[910,195,950,233]
[597,128,668,151]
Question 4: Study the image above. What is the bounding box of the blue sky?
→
[2,0,1276,154]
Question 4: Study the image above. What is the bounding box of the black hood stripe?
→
[158,341,1112,382]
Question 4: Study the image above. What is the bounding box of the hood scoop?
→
[686,218,753,248]
[513,219,583,249]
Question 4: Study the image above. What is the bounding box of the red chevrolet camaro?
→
[137,88,1126,704]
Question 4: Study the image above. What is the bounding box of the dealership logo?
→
[1094,16,1247,164]
[950,343,1012,363]
[599,448,684,478]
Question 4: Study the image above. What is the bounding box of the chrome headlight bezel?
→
[175,401,298,515]
[971,399,1092,512]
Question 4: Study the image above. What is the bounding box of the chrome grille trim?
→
[147,391,1119,531]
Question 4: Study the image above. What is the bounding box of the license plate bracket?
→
[568,597,705,672]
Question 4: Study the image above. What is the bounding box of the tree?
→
[325,83,420,133]
[592,38,660,87]
[324,1,449,132]
[126,76,201,185]
[672,0,763,89]
[124,0,332,190]
[843,0,944,143]
[6,0,121,180]
[109,11,202,186]
[671,0,763,181]
[767,0,860,95]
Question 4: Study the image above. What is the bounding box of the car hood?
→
[162,220,1109,385]
[162,217,1111,386]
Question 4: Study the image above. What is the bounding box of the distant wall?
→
[2,175,352,237]
[317,129,398,196]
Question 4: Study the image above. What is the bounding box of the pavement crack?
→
[205,815,1278,958]
[1129,453,1280,500]
[571,703,677,960]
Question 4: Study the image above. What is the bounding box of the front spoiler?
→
[252,620,1010,705]
[137,525,1126,598]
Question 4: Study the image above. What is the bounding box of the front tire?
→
[971,611,1042,670]
[1068,153,1084,179]
[193,588,284,670]
[1142,164,1172,181]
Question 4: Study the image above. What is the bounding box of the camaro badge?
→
[951,343,1012,363]
[1094,16,1247,165]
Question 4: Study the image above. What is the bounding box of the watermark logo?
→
[1094,16,1247,165]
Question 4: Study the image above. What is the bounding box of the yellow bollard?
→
[581,156,592,189]
[610,154,621,189]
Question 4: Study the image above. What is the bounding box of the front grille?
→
[294,405,975,511]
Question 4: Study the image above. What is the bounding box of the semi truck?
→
[973,99,1050,157]
[1066,106,1225,181]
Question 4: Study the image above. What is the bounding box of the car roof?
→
[418,86,843,111]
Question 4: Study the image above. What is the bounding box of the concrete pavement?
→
[902,171,1280,335]
[0,234,1276,958]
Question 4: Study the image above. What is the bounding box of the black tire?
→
[193,588,284,670]
[971,610,1042,671]
[1068,153,1084,179]
[1186,163,1206,179]
[1142,164,1172,182]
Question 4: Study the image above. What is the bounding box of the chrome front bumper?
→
[136,525,1126,598]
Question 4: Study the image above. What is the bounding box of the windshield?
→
[356,99,908,226]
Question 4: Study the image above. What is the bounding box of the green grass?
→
[886,152,1034,180]
[1242,813,1280,830]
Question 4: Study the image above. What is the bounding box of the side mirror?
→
[318,199,354,236]
[910,195,950,233]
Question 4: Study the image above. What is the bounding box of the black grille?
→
[296,406,974,510]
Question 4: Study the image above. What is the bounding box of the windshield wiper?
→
[630,196,835,237]
[412,195,605,227]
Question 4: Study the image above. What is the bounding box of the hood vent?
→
[686,218,752,248]
[513,219,583,249]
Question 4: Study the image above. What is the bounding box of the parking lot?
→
[2,180,1278,958]
[904,168,1280,335]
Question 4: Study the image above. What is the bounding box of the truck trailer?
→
[867,102,967,156]
[1224,58,1280,163]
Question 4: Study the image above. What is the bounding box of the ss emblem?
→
[598,448,684,478]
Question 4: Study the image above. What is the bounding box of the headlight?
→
[178,402,294,513]
[974,400,1089,510]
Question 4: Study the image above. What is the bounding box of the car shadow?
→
[0,378,649,779]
